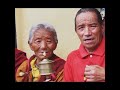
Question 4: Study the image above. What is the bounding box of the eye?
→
[47,40,52,43]
[90,26,96,28]
[34,40,41,44]
[91,25,96,27]
[36,40,41,43]
[89,24,97,30]
[77,26,84,31]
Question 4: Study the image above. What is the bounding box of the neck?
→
[36,58,42,65]
[85,48,94,54]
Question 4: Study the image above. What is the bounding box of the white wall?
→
[15,8,81,60]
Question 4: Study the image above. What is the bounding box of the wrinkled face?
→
[29,29,57,60]
[75,12,103,52]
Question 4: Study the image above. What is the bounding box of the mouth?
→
[38,51,49,59]
[84,38,93,41]
[83,38,94,44]
[41,51,48,53]
[36,50,52,60]
[40,51,48,55]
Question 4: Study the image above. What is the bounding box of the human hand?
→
[84,65,105,82]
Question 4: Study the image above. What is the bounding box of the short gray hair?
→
[28,23,58,44]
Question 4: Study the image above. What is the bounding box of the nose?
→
[84,27,92,36]
[40,41,47,50]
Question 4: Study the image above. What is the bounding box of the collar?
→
[79,37,105,58]
[30,57,40,78]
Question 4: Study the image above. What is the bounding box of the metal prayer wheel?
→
[38,58,54,75]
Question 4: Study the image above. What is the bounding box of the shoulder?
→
[52,55,66,70]
[53,54,65,63]
[15,48,28,64]
[54,57,66,65]
[67,49,79,59]
[65,49,80,64]
[15,48,27,57]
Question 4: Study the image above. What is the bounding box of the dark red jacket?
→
[15,48,28,73]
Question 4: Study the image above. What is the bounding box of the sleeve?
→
[53,60,65,82]
[15,60,29,82]
[15,48,28,73]
[63,56,73,82]
[54,69,64,82]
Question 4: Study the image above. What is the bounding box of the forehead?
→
[76,12,98,24]
[33,29,54,38]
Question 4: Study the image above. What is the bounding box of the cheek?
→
[30,44,39,51]
[92,29,101,37]
[77,30,84,36]
[49,43,57,51]
[77,32,83,40]
[93,33,102,44]
[92,27,102,35]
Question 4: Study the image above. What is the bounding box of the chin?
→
[84,45,95,50]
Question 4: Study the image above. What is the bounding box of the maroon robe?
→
[15,48,28,73]
[16,54,65,82]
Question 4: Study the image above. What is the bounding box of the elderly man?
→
[64,8,105,82]
[16,23,65,82]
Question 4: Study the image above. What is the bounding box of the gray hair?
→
[28,23,58,44]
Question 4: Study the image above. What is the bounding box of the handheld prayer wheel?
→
[38,58,54,75]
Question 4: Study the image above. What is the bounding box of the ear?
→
[102,21,105,34]
[28,42,34,51]
[101,22,105,36]
[53,43,57,51]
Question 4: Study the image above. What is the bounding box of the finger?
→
[85,75,94,79]
[85,65,96,71]
[84,71,91,76]
[89,65,100,69]
[85,68,91,72]
[86,78,95,82]
[85,65,91,71]
[84,70,95,76]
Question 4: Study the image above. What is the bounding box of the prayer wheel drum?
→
[38,59,54,75]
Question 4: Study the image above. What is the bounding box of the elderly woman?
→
[16,23,65,82]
